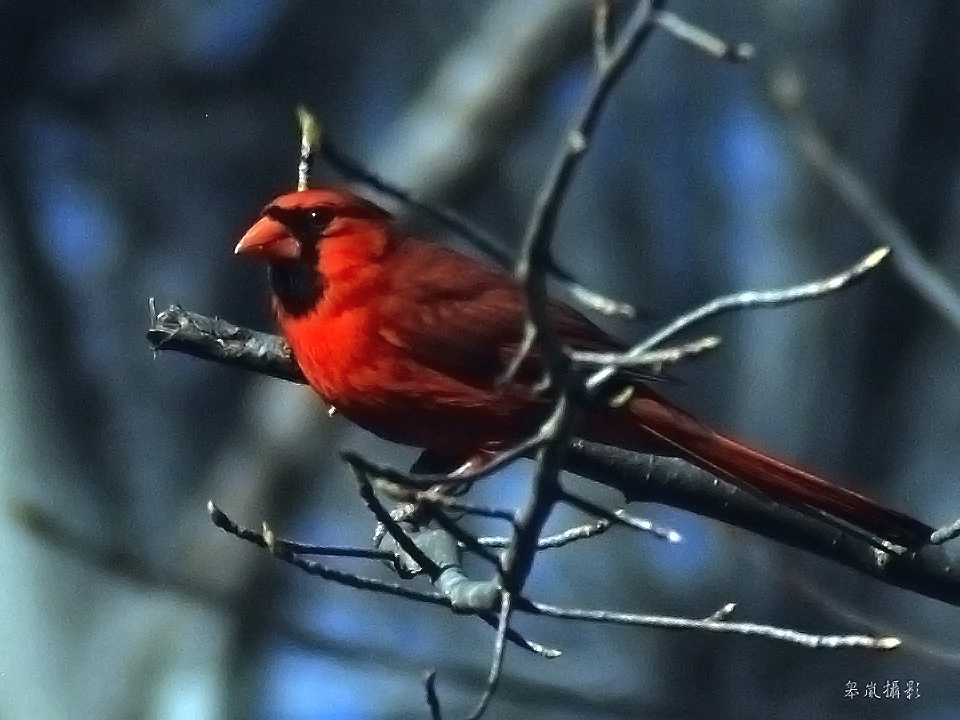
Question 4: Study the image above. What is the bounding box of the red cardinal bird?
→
[235,188,931,546]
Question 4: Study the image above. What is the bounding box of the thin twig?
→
[560,492,681,543]
[468,591,514,720]
[424,671,443,720]
[340,432,546,490]
[479,508,676,550]
[321,139,512,269]
[705,602,738,622]
[498,395,574,593]
[527,601,900,650]
[493,5,671,659]
[586,246,890,390]
[207,500,393,560]
[931,517,960,545]
[349,464,563,655]
[511,0,664,387]
[565,283,637,318]
[626,334,722,369]
[213,502,556,656]
[478,517,614,549]
[572,334,721,369]
[654,10,754,62]
[210,502,448,604]
[296,106,320,192]
[237,499,899,654]
[529,517,614,549]
[593,0,613,69]
[350,462,446,580]
[417,490,518,523]
[15,502,582,706]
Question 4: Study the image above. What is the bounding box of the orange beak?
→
[234,216,301,262]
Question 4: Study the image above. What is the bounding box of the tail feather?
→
[593,390,932,546]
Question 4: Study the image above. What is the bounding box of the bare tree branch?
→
[525,600,899,650]
[212,501,562,659]
[143,4,960,717]
[205,499,905,663]
[205,501,902,658]
[773,70,960,332]
[16,503,643,716]
[147,307,960,608]
[512,0,664,385]
[147,299,306,383]
[654,10,754,62]
[581,246,891,391]
[315,129,636,317]
[563,441,960,606]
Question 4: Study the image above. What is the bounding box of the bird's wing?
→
[375,241,624,387]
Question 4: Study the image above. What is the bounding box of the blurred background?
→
[2,0,960,718]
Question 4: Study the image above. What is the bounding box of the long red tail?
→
[590,389,932,546]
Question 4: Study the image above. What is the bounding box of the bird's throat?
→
[269,260,324,318]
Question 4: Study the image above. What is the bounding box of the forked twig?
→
[773,71,960,333]
[584,246,890,390]
[211,501,559,658]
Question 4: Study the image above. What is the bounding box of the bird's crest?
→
[264,188,392,223]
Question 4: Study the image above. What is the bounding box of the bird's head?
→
[234,188,391,266]
[235,188,394,317]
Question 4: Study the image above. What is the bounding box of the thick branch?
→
[147,305,960,608]
[147,301,306,383]
[563,442,960,607]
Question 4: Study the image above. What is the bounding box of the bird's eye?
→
[303,210,328,233]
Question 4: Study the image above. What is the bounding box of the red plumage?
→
[235,188,931,546]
